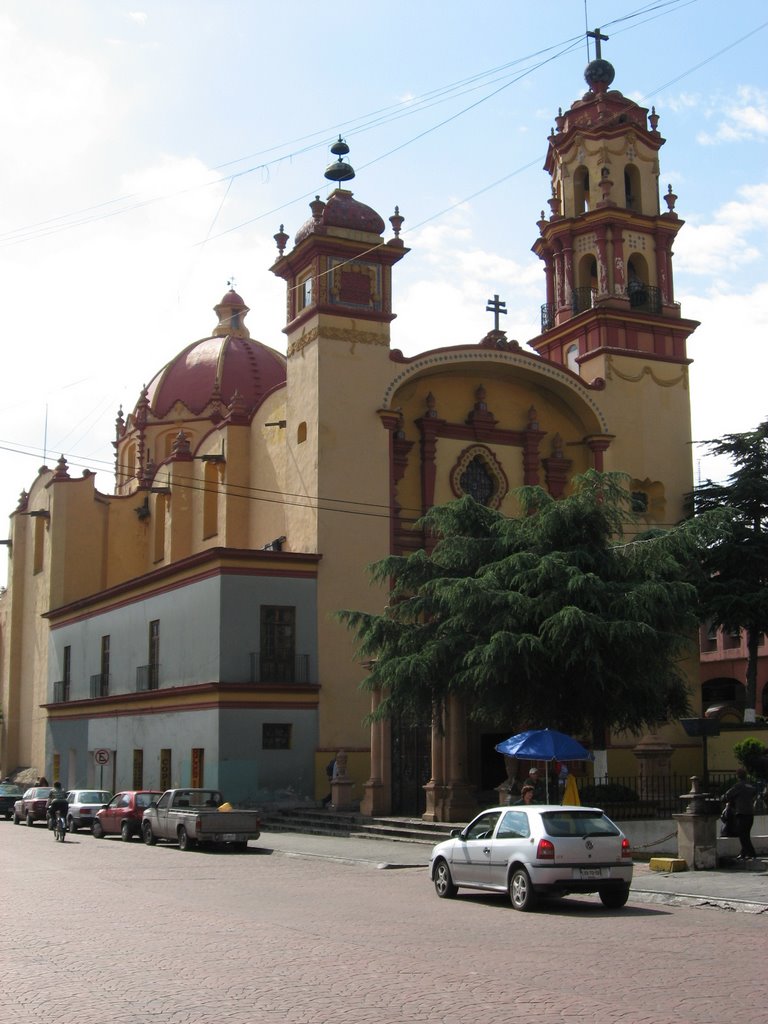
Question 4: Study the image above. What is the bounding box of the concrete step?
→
[261,807,455,845]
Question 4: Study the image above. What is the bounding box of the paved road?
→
[1,822,765,1024]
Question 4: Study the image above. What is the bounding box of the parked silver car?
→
[65,789,113,833]
[429,805,633,911]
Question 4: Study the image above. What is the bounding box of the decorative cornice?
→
[287,324,388,358]
[605,355,688,389]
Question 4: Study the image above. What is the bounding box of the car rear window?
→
[135,793,156,808]
[78,792,109,803]
[541,811,619,837]
[0,785,24,795]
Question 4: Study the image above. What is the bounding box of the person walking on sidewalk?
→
[725,768,758,860]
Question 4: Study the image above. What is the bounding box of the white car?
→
[429,805,633,911]
[65,789,113,833]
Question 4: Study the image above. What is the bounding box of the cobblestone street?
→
[1,822,763,1023]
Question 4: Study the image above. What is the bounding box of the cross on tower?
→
[485,294,507,331]
[587,27,609,60]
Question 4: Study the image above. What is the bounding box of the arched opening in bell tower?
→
[573,166,590,214]
[573,254,597,314]
[624,165,641,212]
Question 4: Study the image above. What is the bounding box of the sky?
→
[0,0,766,585]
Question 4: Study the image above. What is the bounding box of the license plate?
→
[577,868,604,880]
[223,833,237,841]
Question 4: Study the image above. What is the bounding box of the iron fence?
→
[571,774,722,820]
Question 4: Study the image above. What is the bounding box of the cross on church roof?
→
[485,294,507,332]
[587,27,609,60]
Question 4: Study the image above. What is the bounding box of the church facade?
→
[0,57,701,817]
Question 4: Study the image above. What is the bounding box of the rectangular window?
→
[263,724,292,750]
[202,461,219,539]
[160,748,172,791]
[132,749,144,790]
[260,606,296,682]
[55,646,72,703]
[33,515,46,574]
[148,620,160,689]
[191,748,204,787]
[99,635,110,696]
[298,275,313,311]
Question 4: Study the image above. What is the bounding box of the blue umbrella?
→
[495,729,594,803]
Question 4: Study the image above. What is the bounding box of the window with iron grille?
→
[263,724,292,750]
[148,620,160,689]
[133,749,144,790]
[260,606,296,683]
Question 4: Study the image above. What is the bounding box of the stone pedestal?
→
[674,776,719,870]
[673,812,718,870]
[360,779,388,817]
[329,749,355,812]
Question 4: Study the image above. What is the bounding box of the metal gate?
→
[390,719,431,816]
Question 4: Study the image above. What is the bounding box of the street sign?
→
[94,749,111,765]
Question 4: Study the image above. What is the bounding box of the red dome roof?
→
[145,334,286,419]
[295,188,385,244]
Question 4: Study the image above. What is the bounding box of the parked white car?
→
[429,805,633,911]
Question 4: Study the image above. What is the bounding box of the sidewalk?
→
[260,829,768,914]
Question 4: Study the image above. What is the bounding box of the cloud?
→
[127,11,148,25]
[673,180,768,276]
[697,86,768,145]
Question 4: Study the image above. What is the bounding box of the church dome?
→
[142,289,286,420]
[295,188,386,245]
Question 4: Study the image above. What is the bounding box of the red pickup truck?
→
[13,787,52,826]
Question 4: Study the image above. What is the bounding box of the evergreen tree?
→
[693,419,768,721]
[340,471,708,746]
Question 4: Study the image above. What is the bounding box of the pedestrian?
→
[322,756,336,808]
[37,775,49,786]
[724,768,758,860]
[514,784,535,805]
[527,767,547,803]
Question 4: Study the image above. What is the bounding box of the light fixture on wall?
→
[263,536,286,552]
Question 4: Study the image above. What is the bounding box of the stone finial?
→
[663,183,678,215]
[171,431,192,460]
[649,106,660,132]
[53,455,70,481]
[527,405,539,431]
[227,389,249,425]
[389,205,404,238]
[425,392,438,419]
[274,223,289,256]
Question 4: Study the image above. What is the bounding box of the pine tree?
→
[693,419,768,721]
[340,471,708,746]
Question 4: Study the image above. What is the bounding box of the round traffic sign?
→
[94,748,111,765]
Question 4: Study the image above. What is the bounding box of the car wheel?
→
[178,826,194,851]
[13,810,20,825]
[509,868,538,912]
[120,821,132,842]
[26,813,34,827]
[92,820,105,839]
[142,822,157,846]
[67,816,77,833]
[433,859,458,899]
[4,811,11,820]
[599,884,630,909]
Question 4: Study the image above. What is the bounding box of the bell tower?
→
[530,36,698,373]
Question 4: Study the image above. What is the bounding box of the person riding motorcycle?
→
[46,782,68,829]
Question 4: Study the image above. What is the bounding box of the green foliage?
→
[693,420,768,714]
[733,737,768,779]
[339,470,709,741]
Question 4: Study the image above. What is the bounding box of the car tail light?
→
[621,838,632,859]
[536,838,555,860]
